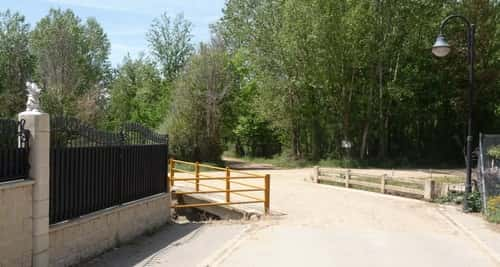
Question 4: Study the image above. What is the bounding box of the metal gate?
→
[0,119,29,182]
[49,117,168,224]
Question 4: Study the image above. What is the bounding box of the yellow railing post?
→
[170,159,175,187]
[264,174,270,214]
[225,167,231,202]
[195,161,200,192]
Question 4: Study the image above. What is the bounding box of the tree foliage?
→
[0,10,34,118]
[165,37,234,161]
[30,8,110,123]
[107,55,165,129]
[147,13,194,81]
[0,2,499,166]
[218,0,500,164]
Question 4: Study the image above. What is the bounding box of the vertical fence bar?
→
[265,174,270,214]
[225,167,231,202]
[195,161,200,192]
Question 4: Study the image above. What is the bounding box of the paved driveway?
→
[83,168,500,267]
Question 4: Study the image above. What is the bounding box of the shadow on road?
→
[78,223,201,267]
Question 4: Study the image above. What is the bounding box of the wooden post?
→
[169,159,175,187]
[345,169,351,188]
[264,174,270,214]
[312,166,319,183]
[195,161,200,192]
[225,167,231,202]
[424,179,435,201]
[381,174,386,193]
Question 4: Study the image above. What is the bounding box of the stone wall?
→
[0,180,35,267]
[1,112,171,267]
[49,193,170,267]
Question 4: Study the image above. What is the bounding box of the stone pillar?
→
[19,111,50,267]
[424,179,436,201]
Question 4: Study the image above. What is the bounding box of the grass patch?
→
[431,176,463,184]
[225,153,314,169]
[224,152,462,170]
[172,159,226,172]
[434,191,464,205]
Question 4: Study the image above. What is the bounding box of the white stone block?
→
[33,199,49,218]
[32,250,49,267]
[33,217,49,236]
[33,233,49,254]
[33,184,49,201]
[19,112,50,133]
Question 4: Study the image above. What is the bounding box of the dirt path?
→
[223,156,276,170]
[214,169,497,266]
[83,167,499,267]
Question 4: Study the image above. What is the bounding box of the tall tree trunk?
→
[377,61,386,159]
[311,117,321,160]
[292,123,301,159]
[360,83,373,159]
[360,121,370,159]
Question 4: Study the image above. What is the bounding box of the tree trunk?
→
[377,61,386,159]
[360,121,370,159]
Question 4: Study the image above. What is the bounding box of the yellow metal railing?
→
[169,159,270,214]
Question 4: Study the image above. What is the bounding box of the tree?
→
[0,10,34,117]
[31,9,110,123]
[147,13,194,81]
[107,55,165,129]
[216,0,500,165]
[165,37,234,161]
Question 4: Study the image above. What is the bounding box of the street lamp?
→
[432,15,475,211]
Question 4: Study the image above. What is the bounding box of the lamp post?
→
[432,15,475,211]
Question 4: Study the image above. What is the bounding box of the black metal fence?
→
[50,117,168,224]
[0,119,29,182]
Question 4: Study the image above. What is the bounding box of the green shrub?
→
[487,145,500,159]
[465,191,482,212]
[486,196,500,223]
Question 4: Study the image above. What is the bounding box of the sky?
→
[1,0,226,66]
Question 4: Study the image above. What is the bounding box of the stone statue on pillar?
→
[25,81,42,113]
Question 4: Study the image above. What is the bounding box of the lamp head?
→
[432,34,451,57]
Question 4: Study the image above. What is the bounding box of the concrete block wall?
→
[0,111,171,267]
[49,193,170,267]
[0,180,35,267]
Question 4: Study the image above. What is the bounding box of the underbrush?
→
[223,151,461,170]
[487,196,500,223]
[434,191,482,213]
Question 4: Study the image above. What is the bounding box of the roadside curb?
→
[437,205,500,265]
